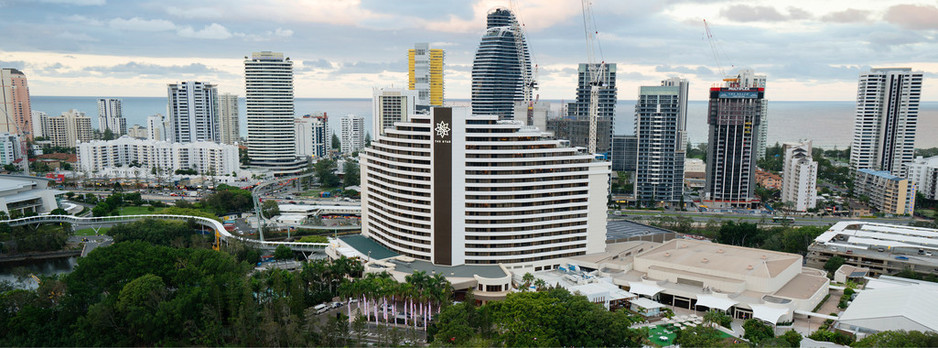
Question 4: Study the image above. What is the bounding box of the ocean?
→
[28,96,938,149]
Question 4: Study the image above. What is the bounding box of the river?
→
[0,257,78,289]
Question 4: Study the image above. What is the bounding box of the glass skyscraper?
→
[470,8,531,119]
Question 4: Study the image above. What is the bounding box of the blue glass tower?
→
[471,8,532,119]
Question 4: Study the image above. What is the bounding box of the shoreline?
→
[0,250,81,265]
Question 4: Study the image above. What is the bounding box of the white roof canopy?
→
[631,297,666,309]
[750,304,790,324]
[629,281,664,297]
[695,294,738,311]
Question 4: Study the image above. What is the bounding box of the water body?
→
[0,256,78,289]
[30,96,938,149]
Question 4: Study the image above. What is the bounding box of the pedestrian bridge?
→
[1,214,330,252]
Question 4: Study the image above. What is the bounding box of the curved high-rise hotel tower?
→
[359,107,610,268]
[471,8,532,120]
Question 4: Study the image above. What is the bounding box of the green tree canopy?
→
[743,319,774,344]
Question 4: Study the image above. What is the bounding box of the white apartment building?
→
[97,98,126,136]
[906,156,938,200]
[77,136,238,176]
[127,124,148,139]
[850,68,923,177]
[45,109,92,148]
[340,114,364,155]
[146,114,166,141]
[167,81,219,143]
[372,87,416,136]
[245,51,306,174]
[0,133,22,165]
[781,140,818,211]
[295,113,328,160]
[31,111,47,138]
[218,93,239,145]
[360,107,610,268]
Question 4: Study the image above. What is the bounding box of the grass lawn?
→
[118,206,162,215]
[75,227,110,236]
[917,209,937,218]
[646,324,735,347]
[298,187,339,197]
[647,325,677,346]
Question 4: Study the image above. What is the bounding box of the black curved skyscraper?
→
[471,8,531,119]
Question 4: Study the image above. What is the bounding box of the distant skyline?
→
[0,0,936,101]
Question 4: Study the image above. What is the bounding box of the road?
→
[68,235,114,257]
[614,210,917,227]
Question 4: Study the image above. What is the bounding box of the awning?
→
[695,294,738,311]
[628,281,664,297]
[750,304,790,324]
[631,297,666,309]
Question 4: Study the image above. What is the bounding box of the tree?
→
[703,310,732,329]
[261,200,279,219]
[313,159,340,188]
[364,132,371,148]
[781,329,802,347]
[239,147,250,165]
[824,255,845,274]
[853,330,938,347]
[102,128,115,141]
[274,245,293,260]
[742,319,774,344]
[3,164,17,172]
[675,325,726,347]
[331,133,340,149]
[343,161,359,187]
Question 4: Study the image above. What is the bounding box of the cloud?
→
[719,5,810,22]
[108,17,176,32]
[786,7,812,20]
[0,60,26,70]
[56,31,98,42]
[335,60,405,74]
[884,4,938,30]
[81,62,236,78]
[655,65,715,76]
[295,59,333,71]
[177,23,232,39]
[273,28,293,38]
[821,9,872,23]
[64,14,103,26]
[38,0,104,5]
[165,6,222,19]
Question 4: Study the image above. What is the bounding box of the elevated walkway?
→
[2,214,330,252]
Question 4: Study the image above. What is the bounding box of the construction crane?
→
[703,19,736,84]
[582,0,605,155]
[510,0,538,124]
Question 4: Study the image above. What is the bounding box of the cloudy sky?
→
[1,0,936,101]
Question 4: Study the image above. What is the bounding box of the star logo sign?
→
[435,121,450,138]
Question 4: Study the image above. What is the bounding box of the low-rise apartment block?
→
[855,169,915,215]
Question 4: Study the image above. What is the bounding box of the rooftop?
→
[637,239,801,278]
[378,257,509,279]
[773,272,829,300]
[606,220,676,242]
[338,234,398,260]
[838,284,938,333]
[857,169,904,181]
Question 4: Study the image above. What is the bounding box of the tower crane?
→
[510,0,538,124]
[582,0,605,155]
[703,19,737,84]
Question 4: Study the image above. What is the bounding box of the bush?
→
[743,319,774,344]
[809,329,855,345]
